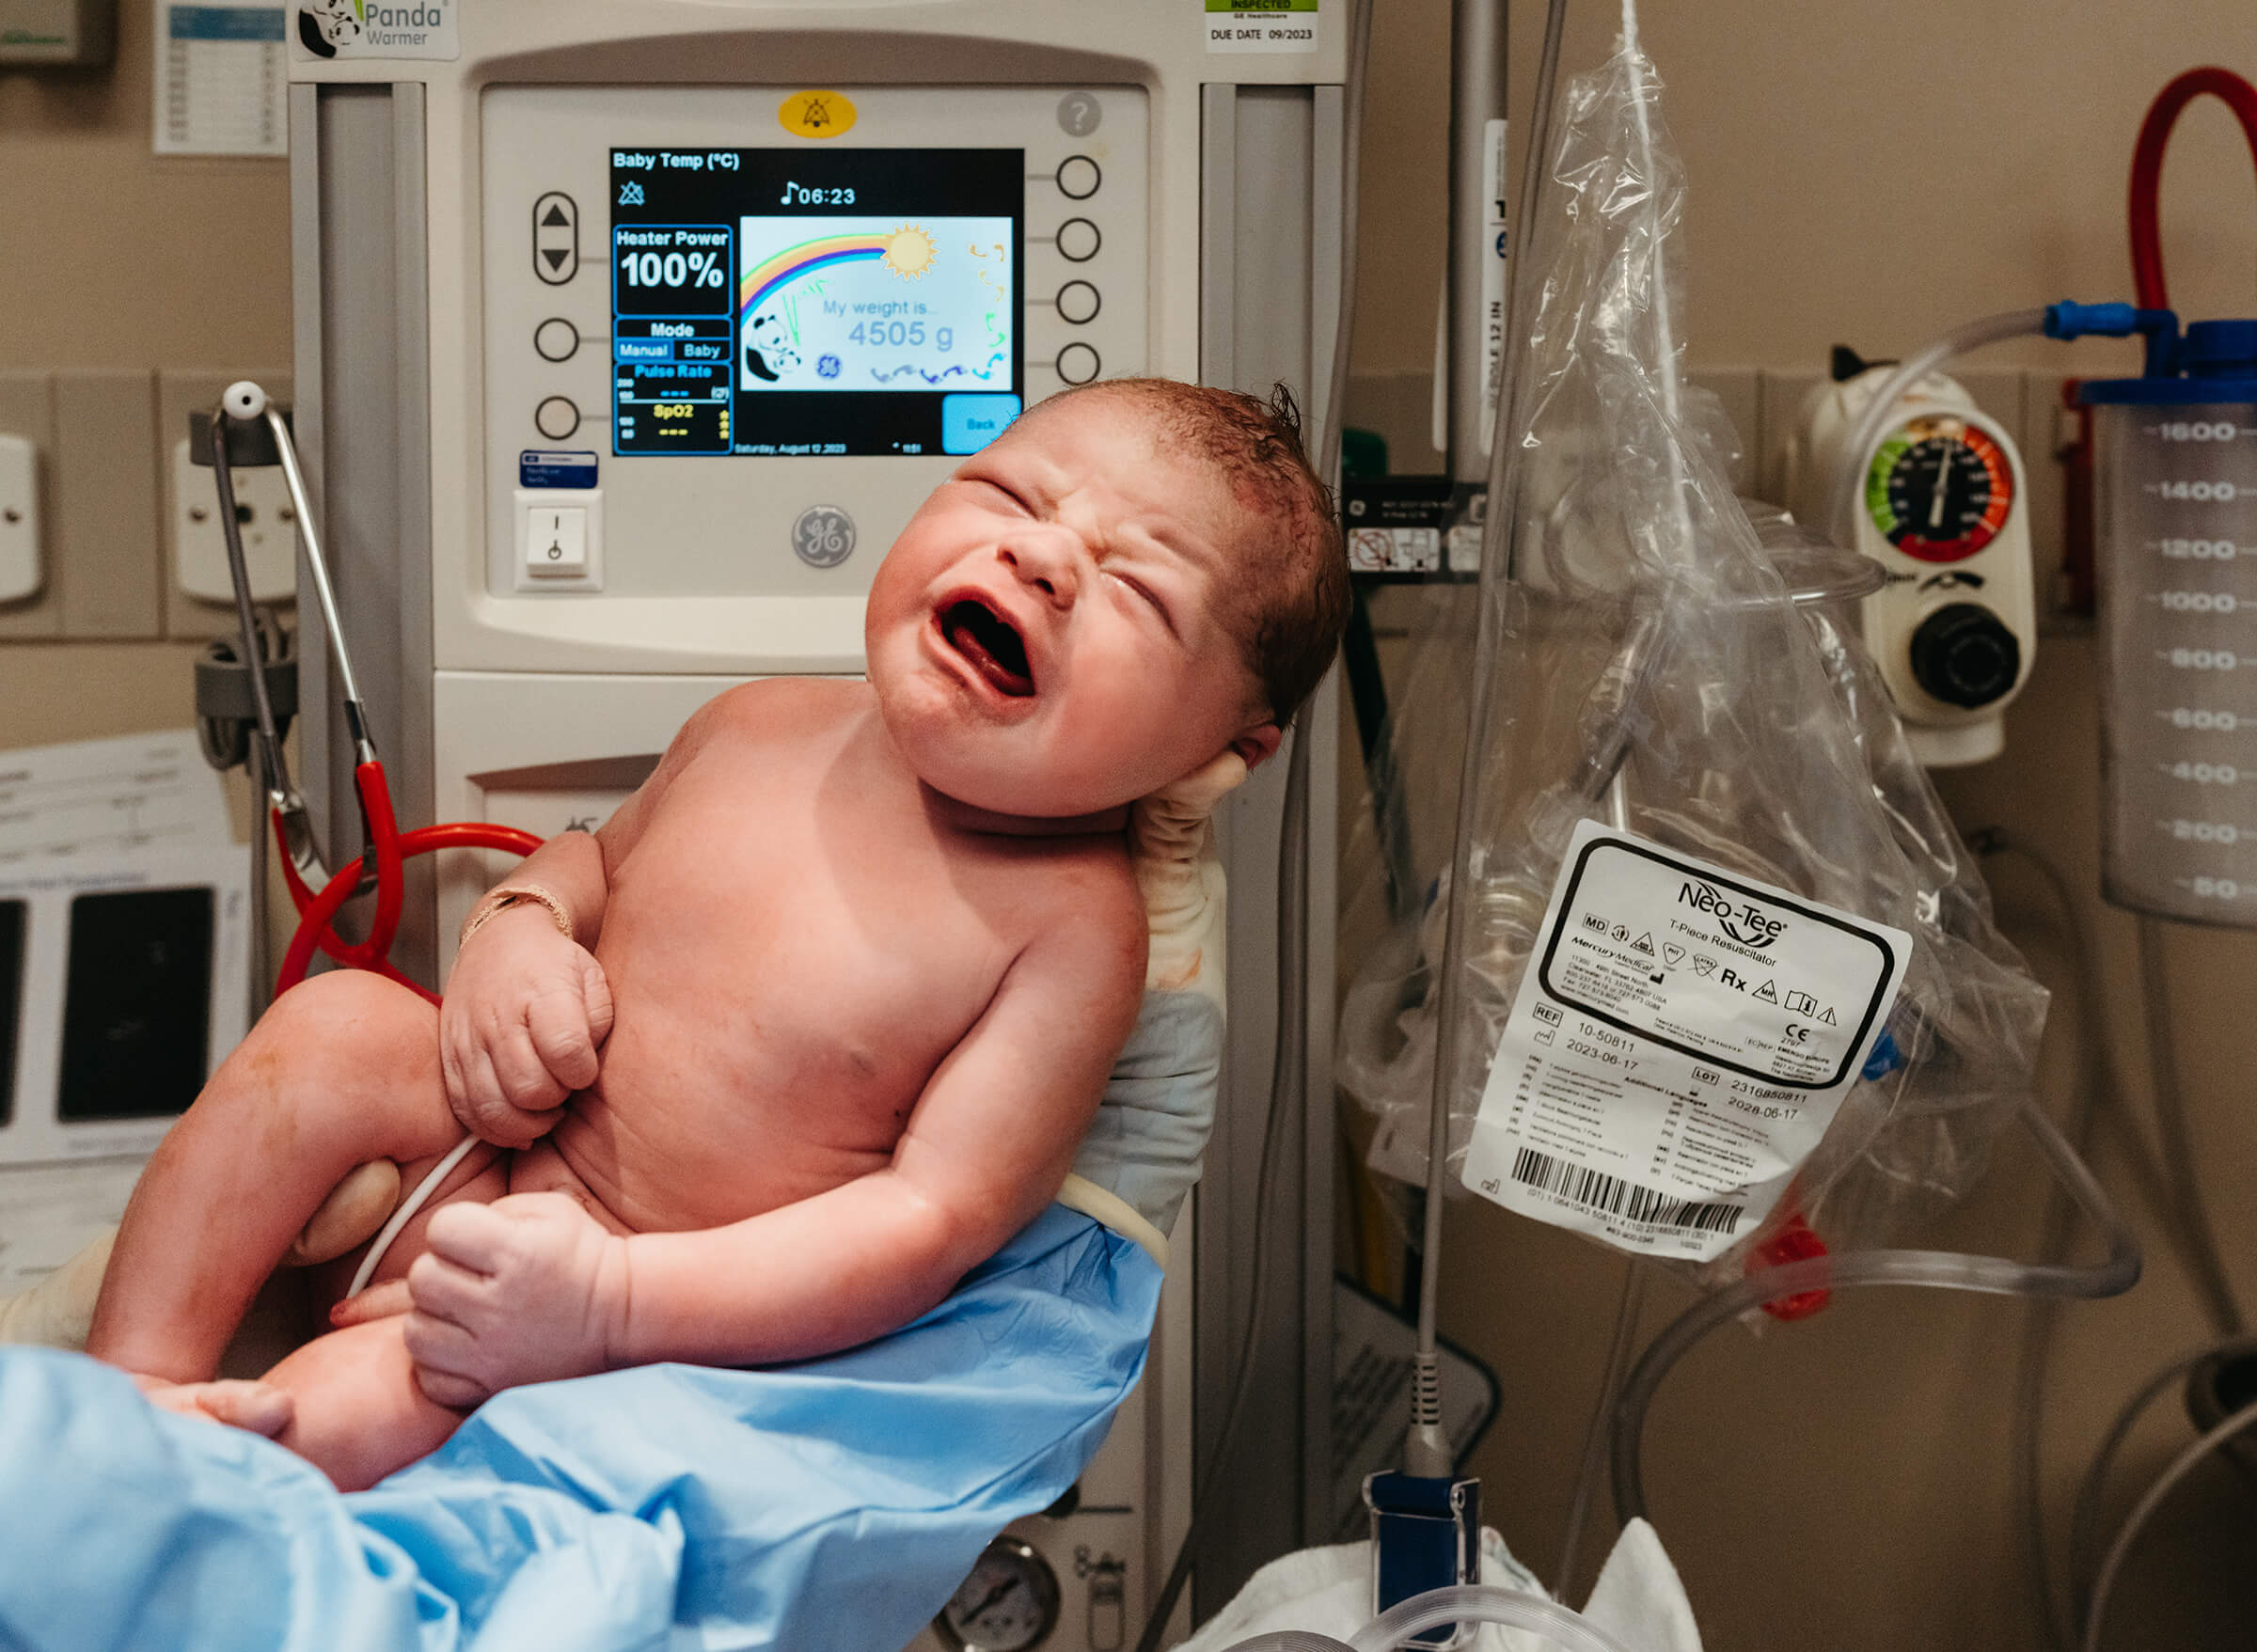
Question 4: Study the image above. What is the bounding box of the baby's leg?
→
[259,1315,472,1492]
[85,969,483,1389]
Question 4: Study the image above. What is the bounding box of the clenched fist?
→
[438,904,614,1147]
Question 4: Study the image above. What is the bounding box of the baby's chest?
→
[726,858,1008,1042]
[616,788,1033,1073]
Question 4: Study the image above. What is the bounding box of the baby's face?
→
[865,396,1274,817]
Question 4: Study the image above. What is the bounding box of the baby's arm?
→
[398,856,1146,1398]
[437,690,735,1144]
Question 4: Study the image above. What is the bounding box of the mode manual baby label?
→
[1460,821,1909,1261]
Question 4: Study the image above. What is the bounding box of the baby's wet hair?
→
[1038,377,1349,723]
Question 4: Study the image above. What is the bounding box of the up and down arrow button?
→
[533,193,578,285]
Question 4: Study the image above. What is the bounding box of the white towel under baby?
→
[1171,1521,1701,1652]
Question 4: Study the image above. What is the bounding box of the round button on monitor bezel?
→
[1055,155,1101,200]
[1055,281,1101,324]
[1055,217,1100,261]
[534,396,582,440]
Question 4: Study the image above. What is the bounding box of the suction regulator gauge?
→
[1865,415,2015,563]
[934,1536,1061,1652]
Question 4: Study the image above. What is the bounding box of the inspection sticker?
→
[1205,0,1318,55]
[1460,821,1908,1261]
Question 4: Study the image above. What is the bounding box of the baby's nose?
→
[1001,533,1081,606]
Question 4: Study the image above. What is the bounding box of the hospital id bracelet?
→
[459,883,576,949]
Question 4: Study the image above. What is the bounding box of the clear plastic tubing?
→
[1609,1093,2140,1524]
[1349,1585,1643,1652]
[1823,308,2052,552]
[1207,1583,1647,1652]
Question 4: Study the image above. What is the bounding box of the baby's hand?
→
[398,1192,628,1408]
[439,905,615,1147]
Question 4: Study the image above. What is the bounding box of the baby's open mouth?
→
[939,598,1035,698]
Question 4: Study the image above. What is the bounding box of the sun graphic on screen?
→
[881,225,937,279]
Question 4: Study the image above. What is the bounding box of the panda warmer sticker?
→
[295,0,458,60]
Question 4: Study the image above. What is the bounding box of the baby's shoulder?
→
[691,677,870,747]
[1011,832,1144,956]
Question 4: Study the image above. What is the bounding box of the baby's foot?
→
[131,1374,294,1438]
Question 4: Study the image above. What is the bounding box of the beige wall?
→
[1341,3,2257,1649]
[6,2,2256,1647]
[0,0,291,762]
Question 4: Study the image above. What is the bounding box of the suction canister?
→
[2082,312,2257,922]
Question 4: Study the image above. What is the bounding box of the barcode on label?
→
[1510,1147,1744,1235]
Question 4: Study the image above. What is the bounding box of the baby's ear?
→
[1229,722,1283,772]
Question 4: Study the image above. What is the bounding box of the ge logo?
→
[1058,92,1102,136]
[793,505,856,568]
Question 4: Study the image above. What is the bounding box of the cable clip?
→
[1365,1470,1481,1650]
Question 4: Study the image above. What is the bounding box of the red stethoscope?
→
[206,381,542,1003]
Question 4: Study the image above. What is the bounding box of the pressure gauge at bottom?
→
[934,1536,1062,1652]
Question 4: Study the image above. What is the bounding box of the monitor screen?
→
[608,146,1024,459]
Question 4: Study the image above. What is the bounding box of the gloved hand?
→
[1128,747,1246,1008]
[0,1228,113,1350]
[283,1157,402,1266]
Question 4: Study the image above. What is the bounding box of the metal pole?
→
[1445,0,1510,487]
[1407,0,1568,1482]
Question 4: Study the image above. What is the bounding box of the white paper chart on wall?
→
[153,1,286,158]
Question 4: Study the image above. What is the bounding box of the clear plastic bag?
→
[1336,41,2047,1290]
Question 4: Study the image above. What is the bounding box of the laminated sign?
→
[1460,821,1908,1261]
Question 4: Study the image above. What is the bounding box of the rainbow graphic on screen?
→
[737,227,938,319]
[735,217,1004,395]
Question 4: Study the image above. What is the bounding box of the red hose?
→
[2127,67,2257,310]
[267,766,411,972]
[355,762,406,968]
[276,819,545,1003]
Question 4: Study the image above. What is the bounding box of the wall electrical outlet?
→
[171,437,295,606]
[0,433,39,604]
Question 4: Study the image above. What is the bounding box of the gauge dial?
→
[1864,415,2014,563]
[934,1537,1061,1652]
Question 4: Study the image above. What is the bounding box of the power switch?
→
[527,506,588,577]
[513,485,602,590]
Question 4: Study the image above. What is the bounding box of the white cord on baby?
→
[344,1133,481,1300]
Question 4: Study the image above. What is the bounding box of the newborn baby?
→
[86,379,1348,1490]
